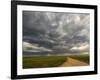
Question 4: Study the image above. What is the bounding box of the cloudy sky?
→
[23,11,90,54]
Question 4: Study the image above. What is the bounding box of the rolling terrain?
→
[23,53,89,69]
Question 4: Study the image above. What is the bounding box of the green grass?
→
[23,53,89,69]
[23,56,67,69]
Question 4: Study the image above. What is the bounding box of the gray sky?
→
[23,11,90,53]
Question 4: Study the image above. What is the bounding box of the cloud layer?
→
[23,11,90,54]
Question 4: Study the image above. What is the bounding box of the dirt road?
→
[60,57,88,67]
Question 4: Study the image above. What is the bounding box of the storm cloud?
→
[23,11,90,54]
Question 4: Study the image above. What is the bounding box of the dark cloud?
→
[23,11,90,54]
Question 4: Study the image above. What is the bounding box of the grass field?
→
[23,53,89,69]
[23,56,67,69]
